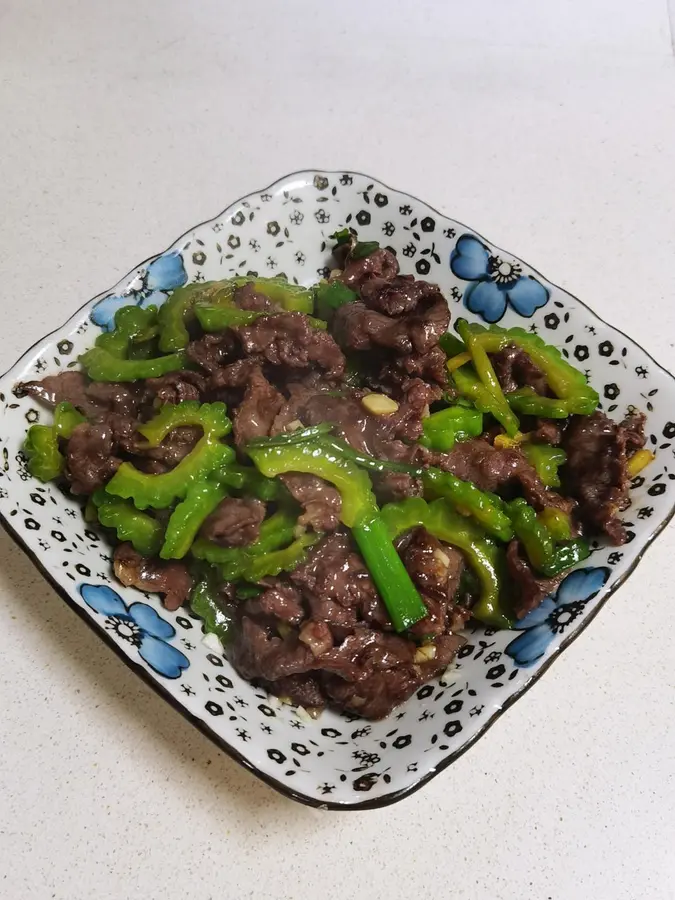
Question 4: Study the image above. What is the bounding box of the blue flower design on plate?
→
[450,234,550,323]
[505,566,610,667]
[90,251,188,331]
[80,584,190,678]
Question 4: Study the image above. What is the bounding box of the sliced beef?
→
[436,438,575,515]
[265,673,325,709]
[372,470,423,504]
[290,533,389,635]
[530,418,564,446]
[187,331,238,374]
[145,371,206,405]
[377,345,449,392]
[234,312,345,379]
[562,410,639,544]
[338,247,399,289]
[399,528,469,638]
[491,344,549,395]
[85,382,145,418]
[321,631,464,719]
[66,422,122,494]
[18,372,142,420]
[141,425,202,468]
[208,357,259,392]
[506,540,563,619]
[360,274,433,316]
[113,542,192,611]
[243,582,305,625]
[279,473,342,532]
[231,367,284,447]
[620,409,647,454]
[200,497,266,547]
[229,617,315,681]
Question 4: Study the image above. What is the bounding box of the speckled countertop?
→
[1,2,674,898]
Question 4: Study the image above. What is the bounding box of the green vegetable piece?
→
[246,423,334,449]
[522,444,567,488]
[456,319,520,437]
[247,440,427,632]
[245,532,320,582]
[538,507,572,541]
[195,305,259,330]
[158,281,234,353]
[92,490,164,556]
[96,305,160,358]
[160,480,227,560]
[137,400,231,445]
[191,508,298,570]
[247,441,377,527]
[241,277,314,314]
[235,584,264,600]
[507,498,555,572]
[189,562,234,644]
[463,321,599,415]
[505,388,571,419]
[420,404,484,452]
[350,240,379,260]
[380,497,512,630]
[538,539,590,576]
[314,281,358,321]
[352,515,428,632]
[80,346,188,382]
[213,464,282,501]
[439,331,466,358]
[107,401,234,509]
[330,228,352,246]
[422,469,513,542]
[23,402,86,482]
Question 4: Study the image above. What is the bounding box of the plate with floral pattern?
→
[1,170,673,809]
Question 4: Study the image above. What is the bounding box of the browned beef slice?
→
[360,274,434,316]
[141,425,202,467]
[18,372,142,419]
[371,470,423,504]
[338,247,399,289]
[491,344,549,395]
[436,438,575,515]
[620,409,647,454]
[208,357,259,391]
[321,632,464,719]
[334,292,449,358]
[506,540,563,620]
[234,312,345,379]
[229,617,315,681]
[530,418,563,446]
[279,473,342,532]
[66,422,122,494]
[232,367,284,447]
[264,674,325,709]
[562,410,637,544]
[113,543,192,611]
[377,345,449,392]
[399,528,468,638]
[187,331,238,373]
[145,371,206,405]
[200,497,266,547]
[290,533,389,634]
[243,582,306,626]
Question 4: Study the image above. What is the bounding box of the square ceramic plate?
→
[1,170,673,809]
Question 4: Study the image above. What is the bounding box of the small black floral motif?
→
[607,551,623,565]
[382,221,395,236]
[212,222,223,233]
[635,365,648,378]
[637,506,653,519]
[585,324,596,335]
[232,211,245,226]
[544,313,560,329]
[604,383,620,400]
[648,482,666,497]
[205,701,224,716]
[266,221,280,236]
[193,271,204,282]
[598,340,614,356]
[374,193,388,207]
[192,251,206,266]
[486,664,506,680]
[30,491,46,506]
[399,204,412,215]
[443,720,462,737]
[35,357,47,372]
[291,742,310,756]
[574,345,589,362]
[353,773,379,792]
[206,653,223,667]
[216,674,233,689]
[25,409,39,424]
[236,728,250,742]
[249,238,260,252]
[392,734,412,749]
[355,210,371,226]
[267,748,286,764]
[260,193,272,201]
[289,209,304,225]
[420,216,435,233]
[469,705,484,717]
[57,340,73,355]
[320,782,335,794]
[483,651,502,664]
[260,724,272,734]
[443,227,456,239]
[266,256,277,269]
[339,173,353,185]
[663,422,675,439]
[317,266,331,279]
[24,518,40,531]
[294,251,306,265]
[227,234,241,249]
[180,684,195,696]
[320,727,342,738]
[313,175,329,190]
[450,286,462,301]
[314,209,330,224]
[416,684,434,700]
[415,259,431,275]
[402,242,416,258]
[444,699,463,714]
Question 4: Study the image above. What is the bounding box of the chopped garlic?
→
[414,644,437,663]
[201,632,224,654]
[433,547,451,569]
[329,268,342,279]
[284,419,304,432]
[361,393,399,416]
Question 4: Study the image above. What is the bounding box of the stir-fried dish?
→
[17,231,654,719]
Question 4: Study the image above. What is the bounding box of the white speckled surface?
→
[1,2,674,898]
